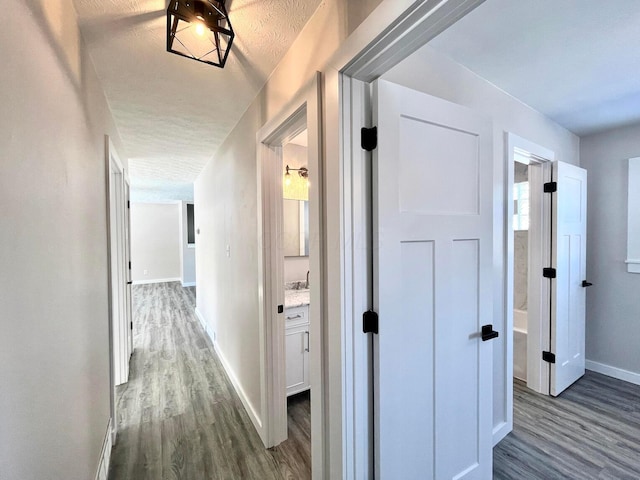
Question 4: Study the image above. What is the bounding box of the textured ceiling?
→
[73,0,321,201]
[430,0,640,136]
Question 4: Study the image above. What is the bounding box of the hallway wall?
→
[0,1,126,478]
[130,202,181,283]
[580,122,640,381]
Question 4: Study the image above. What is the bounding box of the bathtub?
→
[513,309,527,381]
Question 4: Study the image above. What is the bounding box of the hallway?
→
[108,283,310,480]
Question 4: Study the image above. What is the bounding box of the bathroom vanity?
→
[284,288,310,396]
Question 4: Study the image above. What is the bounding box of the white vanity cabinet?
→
[284,304,310,396]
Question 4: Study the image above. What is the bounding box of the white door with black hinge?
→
[125,180,133,360]
[550,161,588,396]
[373,79,494,479]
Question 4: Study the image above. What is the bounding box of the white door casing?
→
[105,136,131,441]
[550,161,587,396]
[107,143,131,389]
[373,79,494,479]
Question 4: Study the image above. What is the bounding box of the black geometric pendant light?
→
[166,0,235,68]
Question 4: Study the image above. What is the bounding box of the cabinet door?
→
[285,327,308,395]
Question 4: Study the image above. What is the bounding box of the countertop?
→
[285,288,310,308]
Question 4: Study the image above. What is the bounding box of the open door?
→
[372,79,494,479]
[107,146,131,388]
[124,179,133,358]
[550,161,588,396]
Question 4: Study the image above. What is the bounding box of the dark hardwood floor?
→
[108,282,310,480]
[494,372,640,479]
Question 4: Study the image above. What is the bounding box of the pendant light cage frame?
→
[167,0,235,68]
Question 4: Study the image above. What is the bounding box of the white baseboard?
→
[213,341,265,444]
[493,420,512,447]
[194,307,208,334]
[95,418,113,480]
[586,360,640,386]
[182,281,196,287]
[132,277,181,285]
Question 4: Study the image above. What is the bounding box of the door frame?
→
[256,73,325,476]
[105,135,131,442]
[326,0,489,476]
[505,134,554,405]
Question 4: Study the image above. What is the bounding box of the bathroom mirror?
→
[283,199,309,257]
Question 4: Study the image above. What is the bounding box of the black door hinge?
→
[542,351,556,363]
[127,200,130,208]
[128,261,132,270]
[130,321,133,330]
[543,267,556,278]
[544,182,557,193]
[363,310,379,334]
[361,127,377,152]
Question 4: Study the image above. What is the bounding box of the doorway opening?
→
[105,136,133,442]
[256,73,325,477]
[512,159,530,382]
[505,134,555,398]
[282,128,312,474]
[508,138,553,397]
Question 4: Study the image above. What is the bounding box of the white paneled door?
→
[550,161,588,396]
[108,153,131,388]
[125,180,133,364]
[373,79,495,479]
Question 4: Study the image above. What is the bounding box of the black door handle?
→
[481,324,499,341]
[582,280,593,287]
[127,281,133,285]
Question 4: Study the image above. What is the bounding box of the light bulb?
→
[195,22,206,36]
[285,176,291,186]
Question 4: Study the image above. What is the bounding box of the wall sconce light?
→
[284,165,309,201]
[167,0,235,68]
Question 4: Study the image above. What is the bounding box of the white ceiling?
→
[430,0,640,137]
[73,0,321,201]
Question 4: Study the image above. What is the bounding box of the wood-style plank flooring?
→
[110,282,640,479]
[494,373,640,479]
[108,282,310,480]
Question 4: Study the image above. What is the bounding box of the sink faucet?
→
[306,270,310,289]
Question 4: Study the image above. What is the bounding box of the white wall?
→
[0,1,125,478]
[179,201,196,286]
[382,43,580,437]
[130,203,181,283]
[580,123,640,377]
[285,257,310,283]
